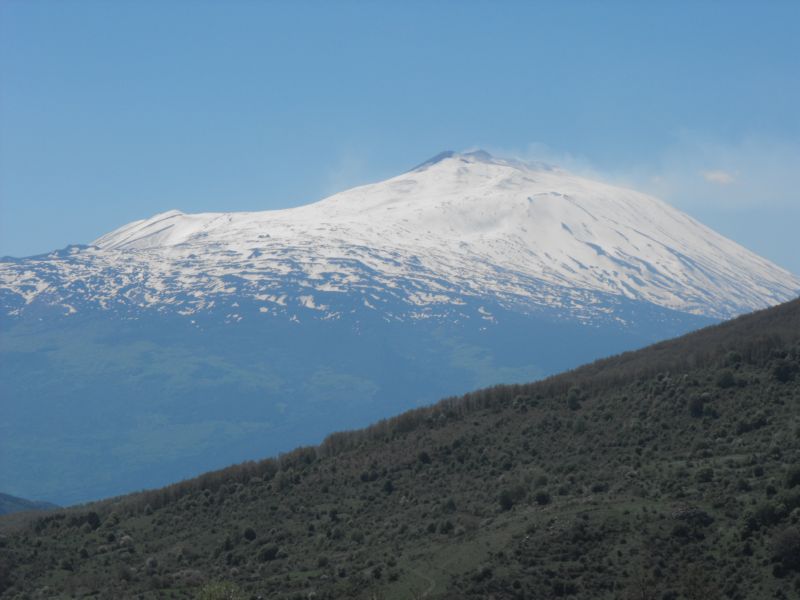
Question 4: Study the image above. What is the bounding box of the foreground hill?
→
[3,151,797,504]
[2,298,799,599]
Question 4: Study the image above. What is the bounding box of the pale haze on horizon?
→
[1,1,798,274]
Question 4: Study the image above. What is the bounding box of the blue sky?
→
[1,1,799,272]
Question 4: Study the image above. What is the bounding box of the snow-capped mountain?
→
[2,150,798,505]
[2,150,797,324]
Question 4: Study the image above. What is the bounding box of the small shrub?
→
[696,468,714,483]
[198,581,246,600]
[86,511,101,529]
[772,359,798,383]
[716,370,736,389]
[748,502,782,530]
[786,467,800,489]
[772,527,800,572]
[498,484,527,511]
[725,351,743,366]
[689,396,705,418]
[257,545,279,562]
[567,387,583,411]
[498,490,514,511]
[671,523,690,539]
[553,580,577,596]
[473,565,493,582]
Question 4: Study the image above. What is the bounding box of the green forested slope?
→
[1,299,799,599]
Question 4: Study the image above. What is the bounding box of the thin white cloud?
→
[482,142,606,180]
[642,133,800,210]
[490,135,799,274]
[505,134,799,211]
[322,149,370,197]
[701,169,736,185]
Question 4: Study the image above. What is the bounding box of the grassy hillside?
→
[1,299,799,599]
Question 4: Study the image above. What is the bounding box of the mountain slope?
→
[0,493,57,517]
[2,151,797,322]
[0,151,796,505]
[2,299,799,599]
